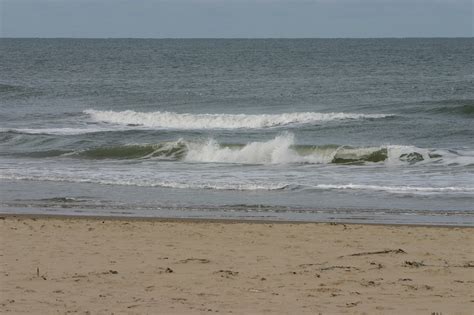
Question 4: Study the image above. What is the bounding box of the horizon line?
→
[1,36,473,40]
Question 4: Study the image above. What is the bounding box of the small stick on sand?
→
[341,249,406,258]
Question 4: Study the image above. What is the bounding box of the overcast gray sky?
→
[0,0,472,38]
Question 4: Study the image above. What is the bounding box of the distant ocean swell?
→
[5,133,474,166]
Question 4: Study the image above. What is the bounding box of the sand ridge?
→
[0,215,473,314]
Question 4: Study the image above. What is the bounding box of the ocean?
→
[1,38,473,225]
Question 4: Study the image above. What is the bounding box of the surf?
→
[9,133,472,166]
[84,109,393,129]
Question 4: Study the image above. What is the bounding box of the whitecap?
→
[84,109,392,129]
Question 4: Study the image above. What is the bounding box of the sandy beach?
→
[0,215,473,314]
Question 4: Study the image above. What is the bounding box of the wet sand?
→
[0,215,473,314]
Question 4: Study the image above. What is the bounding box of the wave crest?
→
[84,109,392,129]
[182,135,439,165]
[15,133,472,166]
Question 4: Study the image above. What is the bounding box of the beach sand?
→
[0,215,473,314]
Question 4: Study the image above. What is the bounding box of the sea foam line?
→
[0,127,119,135]
[0,174,289,191]
[310,184,474,194]
[84,109,392,129]
[1,174,473,195]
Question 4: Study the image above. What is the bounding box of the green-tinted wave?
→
[0,84,23,93]
[76,142,188,160]
[432,104,474,116]
[332,148,388,164]
[6,139,454,165]
[421,100,474,116]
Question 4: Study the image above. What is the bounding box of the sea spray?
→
[184,133,312,164]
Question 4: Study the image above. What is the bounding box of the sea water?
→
[1,38,473,225]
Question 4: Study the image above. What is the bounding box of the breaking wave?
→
[183,135,472,165]
[14,133,473,166]
[183,134,387,164]
[84,109,392,129]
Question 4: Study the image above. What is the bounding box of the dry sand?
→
[0,215,473,314]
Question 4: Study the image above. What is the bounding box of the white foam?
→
[161,134,474,166]
[2,127,120,135]
[386,145,474,166]
[184,133,334,164]
[311,184,474,194]
[0,174,288,191]
[84,109,392,129]
[154,181,289,191]
[2,173,472,195]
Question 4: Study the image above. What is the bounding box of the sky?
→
[0,0,472,38]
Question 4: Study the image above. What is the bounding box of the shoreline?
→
[1,212,473,228]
